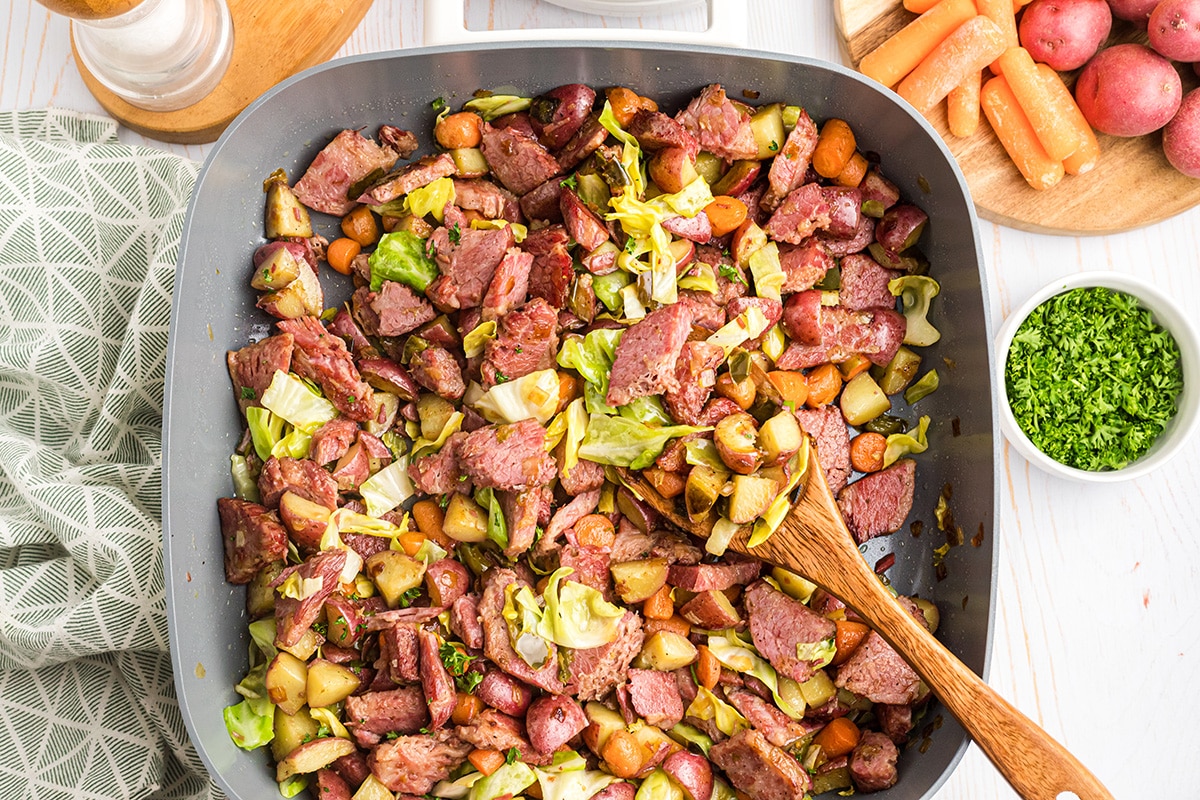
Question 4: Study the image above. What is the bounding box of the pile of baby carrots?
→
[859,0,1101,191]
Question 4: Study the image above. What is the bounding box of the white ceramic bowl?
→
[995,271,1200,482]
[543,0,702,15]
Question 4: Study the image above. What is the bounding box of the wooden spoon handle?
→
[824,554,1114,800]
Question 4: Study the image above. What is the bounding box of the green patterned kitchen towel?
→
[0,109,218,800]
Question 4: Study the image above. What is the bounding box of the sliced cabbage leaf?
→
[685,438,728,472]
[661,176,715,218]
[471,218,528,243]
[556,328,623,408]
[412,411,464,460]
[593,271,633,312]
[558,397,589,471]
[475,487,509,551]
[260,370,338,434]
[635,769,685,800]
[618,395,673,428]
[369,230,440,293]
[468,760,537,800]
[309,707,351,740]
[598,100,646,196]
[473,368,561,424]
[225,663,274,750]
[621,283,648,320]
[748,442,809,549]
[405,176,455,222]
[889,275,941,347]
[462,320,498,358]
[748,241,785,301]
[503,583,551,669]
[761,324,787,362]
[706,630,804,719]
[668,722,714,756]
[706,304,770,355]
[432,772,484,800]
[904,369,939,405]
[270,427,312,460]
[359,457,414,518]
[678,261,718,294]
[230,454,261,503]
[538,567,625,649]
[795,638,837,669]
[246,406,284,462]
[278,775,308,798]
[684,686,749,737]
[705,517,743,558]
[579,413,709,471]
[465,94,532,121]
[533,755,617,800]
[883,414,930,468]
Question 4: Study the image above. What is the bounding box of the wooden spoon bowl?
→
[619,451,1113,800]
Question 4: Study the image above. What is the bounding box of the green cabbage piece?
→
[593,271,633,312]
[557,329,623,402]
[369,230,440,293]
[260,370,338,434]
[884,414,930,468]
[559,397,589,472]
[707,630,804,719]
[463,320,498,358]
[748,241,785,301]
[358,457,414,518]
[578,413,709,470]
[464,94,532,121]
[684,686,749,737]
[598,100,646,196]
[889,275,941,347]
[278,775,308,798]
[405,176,456,222]
[668,722,714,756]
[468,760,536,800]
[473,369,561,425]
[475,487,509,551]
[411,410,464,460]
[247,618,278,663]
[618,395,673,428]
[533,751,618,800]
[230,454,261,503]
[224,663,274,750]
[415,537,449,565]
[635,769,685,800]
[538,567,625,649]
[270,428,312,460]
[503,583,551,669]
[904,369,940,405]
[706,304,770,355]
[795,638,837,669]
[246,406,284,462]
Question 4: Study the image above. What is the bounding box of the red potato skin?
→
[782,290,824,345]
[1164,89,1200,177]
[874,205,928,253]
[1148,0,1200,61]
[1018,0,1113,70]
[1105,0,1158,22]
[1074,43,1183,136]
[662,751,714,800]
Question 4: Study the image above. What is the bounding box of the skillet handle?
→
[423,0,748,48]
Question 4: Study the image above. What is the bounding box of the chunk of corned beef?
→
[534,487,601,557]
[744,580,837,684]
[724,687,819,747]
[332,750,371,791]
[315,769,352,800]
[526,694,589,754]
[500,486,551,558]
[698,397,742,426]
[450,594,484,650]
[418,629,456,729]
[554,544,612,597]
[475,669,534,718]
[342,531,390,561]
[849,731,900,793]
[606,304,693,406]
[480,122,563,195]
[293,129,401,216]
[427,225,514,311]
[774,307,906,370]
[409,346,465,401]
[674,84,758,161]
[367,729,470,794]
[560,188,609,251]
[695,245,748,303]
[676,293,726,331]
[407,431,468,495]
[668,559,761,592]
[272,549,347,647]
[837,459,917,544]
[453,178,522,222]
[377,621,421,685]
[480,569,566,693]
[556,114,608,171]
[523,224,573,307]
[839,253,900,312]
[794,406,852,494]
[762,109,819,211]
[564,611,645,701]
[277,316,375,422]
[628,109,700,158]
[559,455,605,496]
[663,340,724,425]
[835,630,920,705]
[481,297,559,388]
[661,213,712,244]
[875,703,914,745]
[819,210,876,258]
[373,281,436,336]
[378,125,418,158]
[519,177,564,223]
[309,417,359,466]
[765,183,832,245]
[779,238,834,293]
[709,730,812,800]
[258,456,338,510]
[227,333,293,415]
[738,181,770,226]
[627,669,684,729]
[481,248,533,323]
[454,709,549,766]
[725,296,782,348]
[217,498,287,585]
[459,421,556,491]
[355,153,457,206]
[823,186,864,239]
[609,528,703,565]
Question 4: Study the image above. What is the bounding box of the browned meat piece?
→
[592,783,637,800]
[663,340,724,426]
[523,224,573,307]
[476,669,534,717]
[839,253,900,312]
[482,297,559,388]
[793,406,851,494]
[377,125,418,158]
[674,84,758,161]
[725,296,782,348]
[277,316,375,422]
[500,487,549,558]
[723,687,818,747]
[609,528,703,565]
[480,569,566,694]
[554,545,611,597]
[427,225,514,311]
[258,456,338,510]
[679,590,741,629]
[765,183,832,245]
[356,153,457,205]
[837,459,917,544]
[329,306,373,355]
[560,188,610,251]
[376,621,420,685]
[536,487,601,557]
[743,581,836,684]
[450,594,484,650]
[698,397,742,426]
[293,129,400,216]
[310,418,359,466]
[668,559,761,592]
[564,611,644,701]
[271,549,347,647]
[849,731,900,793]
[556,114,608,170]
[661,213,712,244]
[606,303,693,406]
[481,122,563,195]
[762,109,819,211]
[709,729,812,800]
[875,703,914,744]
[226,333,293,415]
[342,531,389,561]
[835,630,920,705]
[526,694,589,754]
[626,668,684,729]
[455,708,551,765]
[373,281,436,336]
[459,420,556,491]
[315,769,352,800]
[481,248,533,323]
[367,729,470,794]
[559,456,605,497]
[409,346,465,401]
[332,750,371,791]
[453,178,522,222]
[346,687,430,747]
[675,667,699,706]
[407,432,468,495]
[823,186,864,238]
[819,211,875,257]
[775,307,906,370]
[531,84,596,149]
[628,109,700,157]
[418,629,456,729]
[519,177,564,223]
[217,498,287,585]
[778,238,833,293]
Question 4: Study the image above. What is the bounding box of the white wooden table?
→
[4,1,1198,798]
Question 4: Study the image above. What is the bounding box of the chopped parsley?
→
[560,174,578,190]
[448,222,461,245]
[457,670,483,694]
[315,724,332,739]
[1004,286,1183,471]
[385,731,400,740]
[624,237,639,255]
[431,96,447,111]
[718,263,748,287]
[397,587,422,608]
[768,140,779,152]
[494,370,509,384]
[240,386,256,400]
[439,641,476,677]
[505,747,521,765]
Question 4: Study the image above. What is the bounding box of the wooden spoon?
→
[617,454,1114,800]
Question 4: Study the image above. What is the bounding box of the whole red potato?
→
[1019,0,1113,70]
[1075,43,1183,136]
[1149,0,1200,61]
[1163,89,1200,177]
[1105,0,1158,23]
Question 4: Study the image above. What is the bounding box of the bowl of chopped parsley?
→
[996,271,1198,482]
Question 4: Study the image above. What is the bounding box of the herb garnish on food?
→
[1004,287,1183,471]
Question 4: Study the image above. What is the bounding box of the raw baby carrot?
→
[947,70,982,137]
[981,74,1065,191]
[1035,63,1101,174]
[977,0,1019,70]
[902,0,942,12]
[996,47,1081,162]
[897,15,1008,114]
[859,0,978,88]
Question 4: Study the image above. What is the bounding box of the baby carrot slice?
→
[996,47,1080,163]
[897,16,1008,114]
[977,0,1019,70]
[981,74,1065,191]
[903,0,941,12]
[859,0,978,88]
[1036,63,1101,175]
[947,70,982,137]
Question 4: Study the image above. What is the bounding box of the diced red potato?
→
[679,590,742,629]
[530,83,597,150]
[782,290,824,345]
[819,211,876,257]
[822,186,863,238]
[425,558,471,607]
[874,204,928,253]
[526,694,589,754]
[663,751,715,800]
[476,669,535,717]
[649,147,700,194]
[711,160,762,197]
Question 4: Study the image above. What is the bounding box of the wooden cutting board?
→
[73,0,374,144]
[834,0,1200,235]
